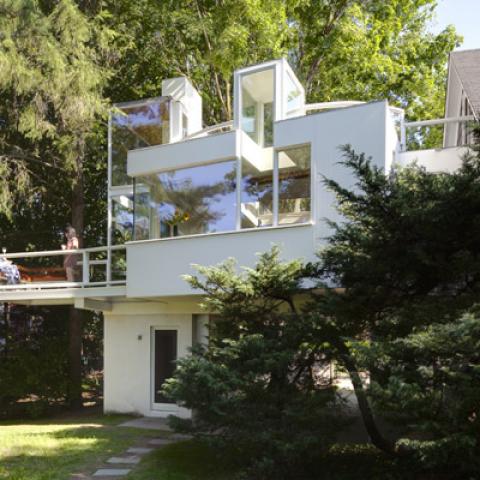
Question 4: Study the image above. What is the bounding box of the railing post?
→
[106,247,112,286]
[82,251,89,285]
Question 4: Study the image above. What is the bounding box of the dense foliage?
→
[0,305,69,418]
[166,130,480,478]
[316,133,480,476]
[164,250,347,479]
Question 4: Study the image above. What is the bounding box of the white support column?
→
[273,150,279,226]
[107,112,113,285]
[82,251,89,285]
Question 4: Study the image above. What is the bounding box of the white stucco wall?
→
[104,303,193,418]
[276,100,390,245]
[127,224,315,298]
[127,130,237,177]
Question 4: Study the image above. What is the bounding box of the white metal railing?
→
[400,115,476,152]
[0,245,126,291]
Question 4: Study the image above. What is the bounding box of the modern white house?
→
[0,53,477,418]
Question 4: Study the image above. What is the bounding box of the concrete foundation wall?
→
[103,302,194,418]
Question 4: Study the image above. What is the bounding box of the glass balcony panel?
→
[241,153,274,228]
[111,98,170,186]
[111,249,127,281]
[134,160,237,240]
[278,145,311,225]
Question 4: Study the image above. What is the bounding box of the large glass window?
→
[240,155,274,229]
[278,146,311,224]
[241,68,274,147]
[285,71,303,117]
[134,161,237,240]
[112,195,134,244]
[111,98,170,186]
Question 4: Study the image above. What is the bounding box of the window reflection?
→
[111,99,170,186]
[278,146,311,224]
[285,72,303,117]
[134,161,237,240]
[112,195,134,244]
[241,68,274,147]
[241,154,274,228]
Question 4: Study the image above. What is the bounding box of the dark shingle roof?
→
[450,49,480,118]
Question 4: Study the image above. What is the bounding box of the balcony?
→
[397,115,476,172]
[0,246,126,306]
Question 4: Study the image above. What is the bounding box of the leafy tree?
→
[292,1,459,119]
[0,0,114,407]
[164,249,347,479]
[105,0,459,126]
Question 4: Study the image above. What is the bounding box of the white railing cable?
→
[0,280,126,291]
[404,115,475,128]
[2,244,125,259]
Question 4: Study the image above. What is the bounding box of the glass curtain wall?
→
[111,98,170,186]
[134,161,237,240]
[133,145,311,240]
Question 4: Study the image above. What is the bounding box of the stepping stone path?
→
[93,469,131,477]
[107,455,141,465]
[88,433,192,479]
[127,447,153,454]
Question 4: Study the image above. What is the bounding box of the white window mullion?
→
[236,156,242,230]
[273,150,279,227]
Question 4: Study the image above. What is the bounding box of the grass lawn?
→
[0,412,160,480]
[129,441,412,480]
[0,410,419,480]
[127,441,237,480]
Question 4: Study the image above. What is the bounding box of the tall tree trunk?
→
[68,306,83,409]
[339,347,396,455]
[67,140,85,409]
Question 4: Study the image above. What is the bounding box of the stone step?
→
[148,438,174,446]
[107,455,141,465]
[92,468,131,477]
[127,447,154,455]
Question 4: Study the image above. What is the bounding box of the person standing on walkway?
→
[62,225,80,282]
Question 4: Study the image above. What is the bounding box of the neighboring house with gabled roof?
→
[444,49,480,147]
[0,54,476,418]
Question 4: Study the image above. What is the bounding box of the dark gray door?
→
[154,329,177,404]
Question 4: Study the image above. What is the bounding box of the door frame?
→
[150,325,180,413]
